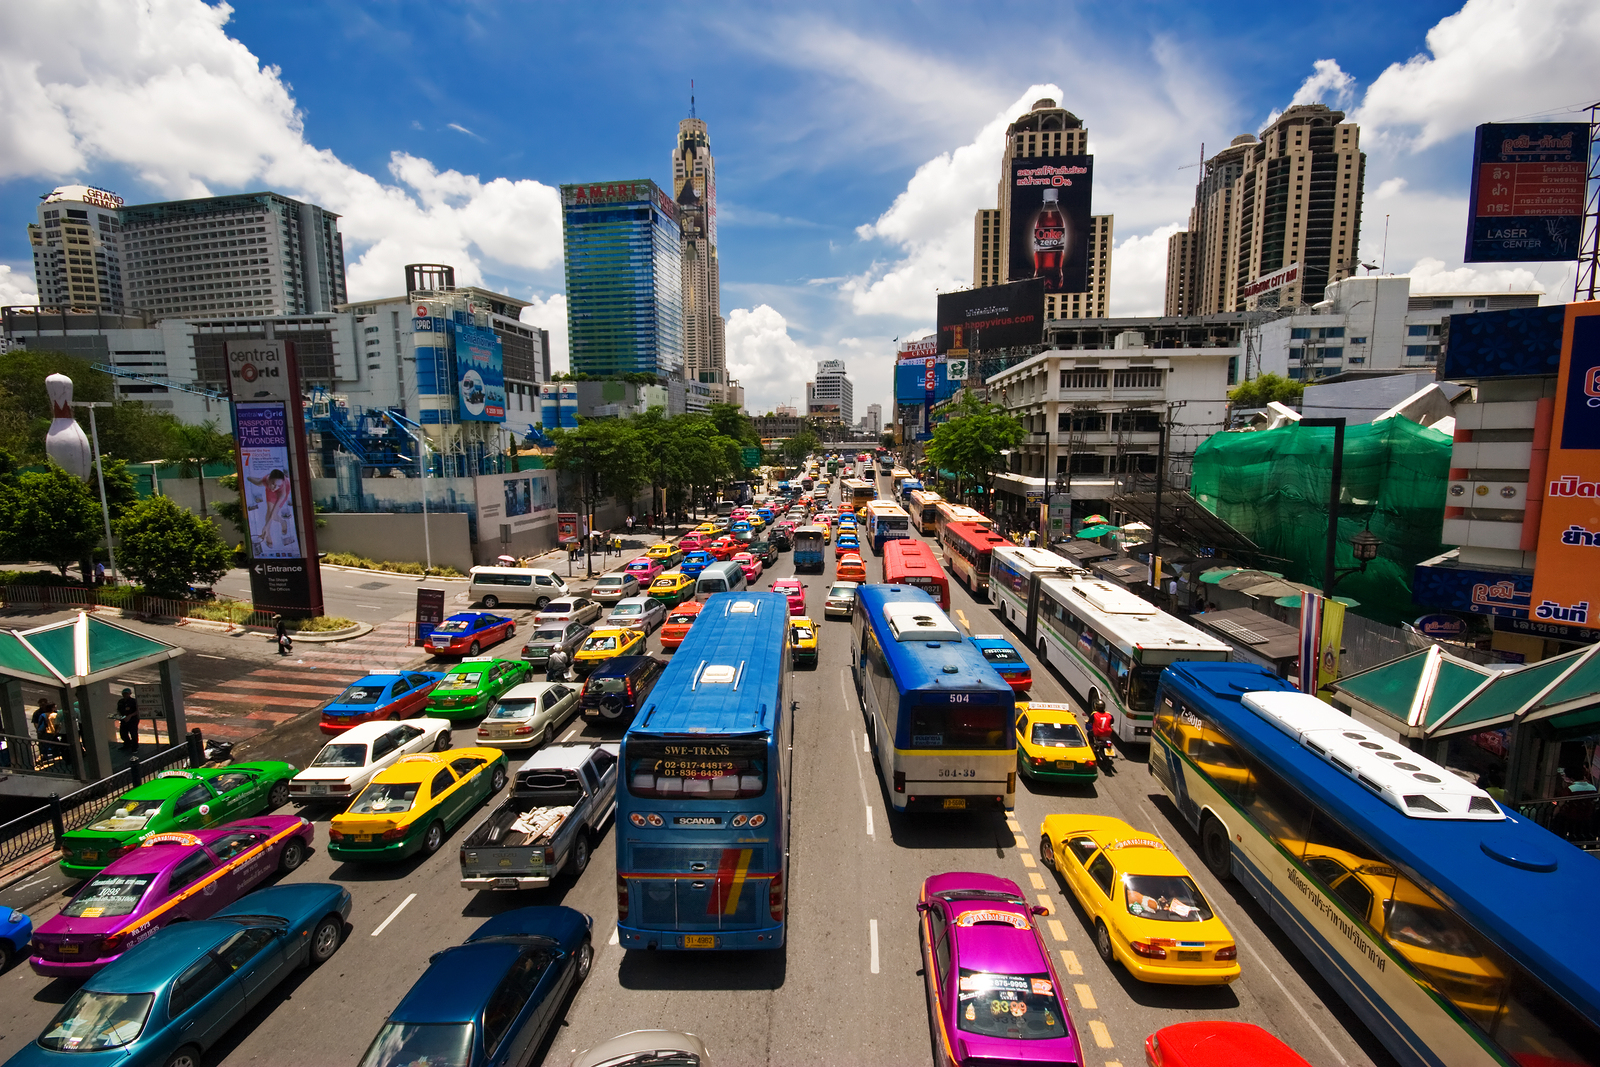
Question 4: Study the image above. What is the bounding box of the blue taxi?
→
[2,905,32,971]
[679,550,715,579]
[320,670,445,735]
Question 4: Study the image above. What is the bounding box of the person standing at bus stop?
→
[115,688,140,750]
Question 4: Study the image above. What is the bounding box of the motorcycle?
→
[1093,736,1116,775]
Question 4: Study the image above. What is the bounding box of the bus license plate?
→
[942,798,966,810]
[683,935,716,949]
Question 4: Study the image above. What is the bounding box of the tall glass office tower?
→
[560,180,684,378]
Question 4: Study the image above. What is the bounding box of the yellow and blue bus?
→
[615,592,793,951]
[851,585,1015,812]
[908,489,943,534]
[1151,660,1600,1067]
[841,477,876,512]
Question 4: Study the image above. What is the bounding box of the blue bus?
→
[851,585,1015,812]
[898,478,922,505]
[616,592,793,951]
[1150,661,1600,1067]
[865,501,913,554]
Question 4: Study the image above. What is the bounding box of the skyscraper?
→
[28,186,127,312]
[971,98,1113,320]
[1166,106,1365,313]
[673,116,728,399]
[561,180,684,378]
[808,359,853,426]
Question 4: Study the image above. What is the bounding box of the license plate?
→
[495,877,518,888]
[942,798,967,810]
[683,935,716,949]
[1177,950,1202,961]
[80,851,98,861]
[1056,760,1075,770]
[59,944,79,954]
[355,834,372,842]
[308,784,329,796]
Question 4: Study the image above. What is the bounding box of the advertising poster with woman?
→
[236,403,303,559]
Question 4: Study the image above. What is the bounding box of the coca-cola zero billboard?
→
[1008,155,1092,293]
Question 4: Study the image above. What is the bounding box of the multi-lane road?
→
[0,478,1400,1067]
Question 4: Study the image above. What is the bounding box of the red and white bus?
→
[883,538,950,610]
[907,489,943,535]
[941,521,1012,598]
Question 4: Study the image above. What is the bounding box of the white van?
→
[694,560,747,599]
[468,567,570,609]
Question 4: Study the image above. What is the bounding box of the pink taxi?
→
[771,578,807,615]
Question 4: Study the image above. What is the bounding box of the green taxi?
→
[424,657,533,720]
[58,762,298,879]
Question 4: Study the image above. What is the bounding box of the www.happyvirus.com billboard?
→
[1008,155,1093,294]
[936,278,1045,355]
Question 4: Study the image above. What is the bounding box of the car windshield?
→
[544,601,577,614]
[349,782,420,815]
[583,636,619,651]
[440,672,484,690]
[311,744,369,769]
[62,873,156,918]
[666,613,696,625]
[597,576,626,587]
[612,605,642,616]
[983,646,1023,664]
[790,626,815,643]
[829,586,855,598]
[954,970,1065,1041]
[39,990,153,1052]
[488,699,537,720]
[86,797,164,832]
[531,629,564,643]
[335,685,386,706]
[358,1022,474,1067]
[651,579,677,589]
[1030,722,1086,748]
[1123,874,1214,922]
[434,620,470,633]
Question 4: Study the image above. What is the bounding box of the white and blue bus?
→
[615,592,793,951]
[865,500,913,554]
[851,584,1016,812]
[1151,660,1600,1067]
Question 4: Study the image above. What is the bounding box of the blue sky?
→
[1,0,1595,413]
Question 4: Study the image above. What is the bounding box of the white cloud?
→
[1400,256,1546,294]
[0,264,39,307]
[1354,0,1600,152]
[519,294,568,375]
[1108,223,1183,317]
[726,305,813,412]
[0,0,562,302]
[1373,177,1408,200]
[1291,59,1356,109]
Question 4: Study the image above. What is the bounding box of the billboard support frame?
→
[1576,102,1600,301]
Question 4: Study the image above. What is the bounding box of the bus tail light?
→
[769,871,785,921]
[1214,944,1237,961]
[893,770,906,793]
[1130,940,1169,959]
[616,874,629,919]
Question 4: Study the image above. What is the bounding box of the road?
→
[0,478,1399,1067]
[213,564,474,625]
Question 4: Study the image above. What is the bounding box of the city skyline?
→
[0,0,1592,416]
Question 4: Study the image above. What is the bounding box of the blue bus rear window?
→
[909,704,1010,749]
[627,740,767,799]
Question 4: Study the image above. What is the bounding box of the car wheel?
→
[468,640,481,656]
[163,1045,202,1067]
[573,833,590,876]
[482,595,499,609]
[574,937,593,982]
[268,781,290,809]
[490,765,508,792]
[1201,817,1233,882]
[278,838,307,874]
[434,729,451,752]
[1095,920,1115,966]
[1038,834,1056,873]
[535,596,550,610]
[388,712,400,721]
[0,941,13,972]
[421,821,445,856]
[308,915,342,966]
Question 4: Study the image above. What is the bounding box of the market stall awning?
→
[1197,566,1241,584]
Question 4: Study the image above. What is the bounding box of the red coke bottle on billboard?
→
[1033,186,1065,291]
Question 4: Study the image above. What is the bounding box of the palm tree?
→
[167,420,234,519]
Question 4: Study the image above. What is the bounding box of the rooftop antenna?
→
[1381,214,1390,273]
[690,79,696,120]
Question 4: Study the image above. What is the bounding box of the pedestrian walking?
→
[274,615,293,656]
[545,646,571,683]
[625,514,634,532]
[115,687,140,750]
[94,561,106,586]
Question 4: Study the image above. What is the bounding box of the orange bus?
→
[941,521,1012,598]
[883,538,950,610]
[907,489,943,535]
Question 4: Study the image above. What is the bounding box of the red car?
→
[679,533,706,553]
[660,600,704,651]
[705,537,737,561]
[426,611,517,656]
[1145,1023,1313,1067]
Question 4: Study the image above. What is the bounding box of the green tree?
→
[1228,372,1304,409]
[116,495,232,598]
[0,350,180,463]
[782,429,820,468]
[548,419,646,572]
[0,466,105,575]
[98,457,140,522]
[708,403,758,447]
[923,393,1024,502]
[880,430,897,449]
[166,419,234,518]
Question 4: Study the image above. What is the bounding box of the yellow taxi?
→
[1038,814,1239,985]
[573,627,647,676]
[748,514,767,531]
[855,505,870,522]
[1015,702,1097,783]
[328,748,508,862]
[645,541,683,566]
[647,572,695,606]
[694,522,719,536]
[814,517,833,544]
[787,615,818,667]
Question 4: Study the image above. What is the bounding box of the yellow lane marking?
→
[1006,818,1022,833]
[1013,834,1029,850]
[1029,872,1046,890]
[955,609,970,631]
[1089,1020,1114,1048]
[1074,983,1097,1010]
[1060,949,1083,975]
[1047,919,1068,942]
[1019,852,1036,868]
[1107,1062,1124,1067]
[1036,893,1054,913]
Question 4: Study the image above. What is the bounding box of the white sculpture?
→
[44,373,94,479]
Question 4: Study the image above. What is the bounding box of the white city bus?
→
[1033,576,1229,743]
[987,545,1084,632]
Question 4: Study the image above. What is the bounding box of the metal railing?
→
[0,730,202,869]
[0,585,279,631]
[1515,791,1600,851]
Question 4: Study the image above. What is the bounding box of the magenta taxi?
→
[28,816,313,977]
[917,871,1081,1067]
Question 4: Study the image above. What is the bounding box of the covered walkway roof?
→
[0,612,182,687]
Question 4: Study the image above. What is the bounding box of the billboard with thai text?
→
[1007,155,1093,293]
[1465,122,1589,263]
[1529,306,1600,631]
[936,278,1045,355]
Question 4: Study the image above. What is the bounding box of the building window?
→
[1112,369,1164,389]
[1407,324,1431,337]
[1291,327,1310,340]
[1069,453,1106,474]
[1060,370,1108,390]
[1228,356,1238,385]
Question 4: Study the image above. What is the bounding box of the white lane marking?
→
[356,603,385,609]
[849,728,875,839]
[198,654,226,660]
[862,732,869,753]
[608,927,619,946]
[869,918,880,974]
[371,893,416,937]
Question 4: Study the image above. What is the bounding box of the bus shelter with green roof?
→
[1333,643,1600,826]
[0,612,186,783]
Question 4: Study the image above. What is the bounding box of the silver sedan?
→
[538,596,604,626]
[605,596,666,634]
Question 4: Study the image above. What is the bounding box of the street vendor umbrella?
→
[1237,579,1313,599]
[1275,594,1361,609]
[1198,567,1241,584]
[1076,524,1118,539]
[1080,514,1109,526]
[496,555,518,565]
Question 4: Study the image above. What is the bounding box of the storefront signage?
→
[1530,308,1600,624]
[1241,263,1300,300]
[1413,614,1468,639]
[1465,122,1589,263]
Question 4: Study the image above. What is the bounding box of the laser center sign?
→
[1464,122,1589,263]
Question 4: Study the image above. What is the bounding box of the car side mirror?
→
[1031,904,1049,916]
[915,902,930,913]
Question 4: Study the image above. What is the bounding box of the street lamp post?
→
[79,402,118,583]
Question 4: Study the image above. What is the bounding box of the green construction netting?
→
[1192,416,1452,625]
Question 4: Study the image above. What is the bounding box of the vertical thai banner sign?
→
[1316,599,1346,703]
[1530,307,1600,629]
[225,340,324,618]
[1464,122,1590,263]
[1298,592,1324,694]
